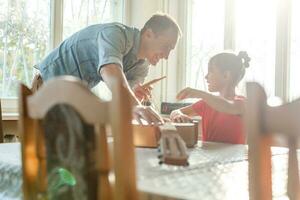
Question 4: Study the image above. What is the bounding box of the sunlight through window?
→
[235,0,277,96]
[63,0,123,39]
[0,0,50,98]
[187,0,224,91]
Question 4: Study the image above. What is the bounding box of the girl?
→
[170,51,250,144]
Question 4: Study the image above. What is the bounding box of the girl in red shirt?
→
[170,51,250,144]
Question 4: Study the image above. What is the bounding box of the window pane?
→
[235,0,277,96]
[289,0,300,100]
[63,0,124,39]
[186,0,225,90]
[0,0,50,98]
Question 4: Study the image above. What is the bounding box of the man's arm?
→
[126,63,152,101]
[100,64,164,124]
[100,63,141,105]
[177,87,244,115]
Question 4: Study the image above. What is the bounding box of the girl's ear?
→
[223,71,232,81]
[224,71,234,84]
[223,71,237,86]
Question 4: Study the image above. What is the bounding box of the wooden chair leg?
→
[97,125,112,200]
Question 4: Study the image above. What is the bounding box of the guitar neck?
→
[158,123,189,166]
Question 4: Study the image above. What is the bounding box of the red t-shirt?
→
[192,96,245,144]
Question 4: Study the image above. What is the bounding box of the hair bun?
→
[238,51,251,68]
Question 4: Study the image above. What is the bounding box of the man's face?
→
[144,28,178,65]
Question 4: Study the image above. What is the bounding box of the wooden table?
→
[0,141,291,200]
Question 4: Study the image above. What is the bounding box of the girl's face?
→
[205,64,228,92]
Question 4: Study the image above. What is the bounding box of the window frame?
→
[275,0,291,101]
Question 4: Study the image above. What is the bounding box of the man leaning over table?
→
[32,13,181,124]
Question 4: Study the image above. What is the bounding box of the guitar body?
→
[133,121,199,148]
[133,124,160,148]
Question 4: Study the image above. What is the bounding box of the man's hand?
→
[133,83,153,101]
[134,76,166,101]
[133,105,164,125]
[176,87,201,100]
[170,109,193,123]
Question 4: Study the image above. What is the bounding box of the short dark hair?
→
[141,13,182,38]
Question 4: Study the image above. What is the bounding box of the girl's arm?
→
[177,87,244,115]
[170,105,198,123]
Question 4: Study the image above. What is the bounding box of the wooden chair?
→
[0,99,3,143]
[245,82,300,200]
[19,76,137,200]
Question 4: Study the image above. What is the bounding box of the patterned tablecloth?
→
[0,142,289,200]
[0,143,22,200]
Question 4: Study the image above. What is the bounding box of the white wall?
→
[129,0,160,28]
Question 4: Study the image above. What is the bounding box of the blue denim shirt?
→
[38,23,149,88]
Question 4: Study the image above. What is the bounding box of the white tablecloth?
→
[0,142,289,200]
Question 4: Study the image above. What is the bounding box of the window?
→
[63,0,124,39]
[186,0,225,91]
[0,0,50,98]
[289,0,300,100]
[235,0,277,96]
[0,0,124,112]
[186,0,281,98]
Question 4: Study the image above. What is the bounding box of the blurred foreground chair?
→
[19,76,137,200]
[245,82,300,200]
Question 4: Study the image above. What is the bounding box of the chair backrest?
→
[245,82,300,200]
[0,99,3,143]
[19,76,137,200]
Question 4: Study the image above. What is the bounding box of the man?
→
[35,13,181,124]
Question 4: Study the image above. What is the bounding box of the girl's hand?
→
[176,87,201,100]
[170,110,193,123]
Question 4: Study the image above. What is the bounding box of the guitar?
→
[133,121,199,148]
[158,123,189,166]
